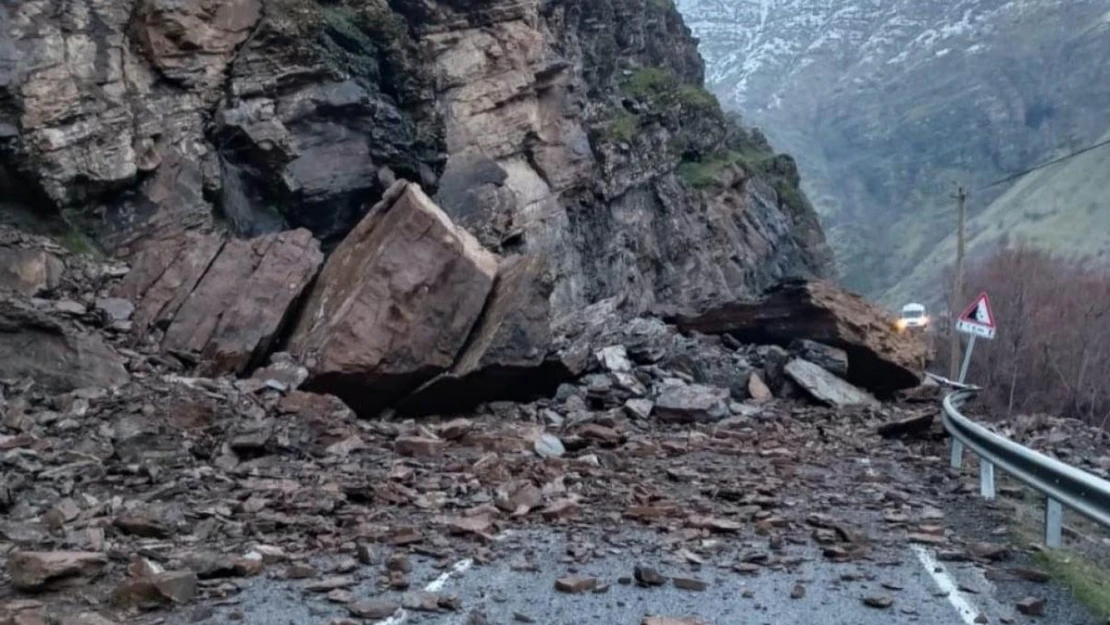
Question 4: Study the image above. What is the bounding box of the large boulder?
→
[395,254,563,416]
[0,298,129,394]
[288,182,499,417]
[115,228,322,375]
[784,359,879,408]
[789,338,849,379]
[667,280,925,395]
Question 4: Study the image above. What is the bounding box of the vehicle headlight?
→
[895,319,907,330]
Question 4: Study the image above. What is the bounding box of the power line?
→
[977,135,1110,192]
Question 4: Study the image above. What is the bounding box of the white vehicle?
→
[896,302,929,331]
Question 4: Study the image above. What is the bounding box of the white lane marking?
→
[378,558,474,625]
[429,558,474,591]
[912,545,982,625]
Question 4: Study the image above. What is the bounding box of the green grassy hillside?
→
[884,130,1110,308]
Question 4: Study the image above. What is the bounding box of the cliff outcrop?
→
[1,0,833,414]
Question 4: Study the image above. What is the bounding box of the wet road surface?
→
[166,524,1096,625]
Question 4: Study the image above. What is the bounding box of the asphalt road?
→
[164,525,1096,625]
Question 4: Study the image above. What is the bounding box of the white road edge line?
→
[377,558,474,625]
[912,545,982,625]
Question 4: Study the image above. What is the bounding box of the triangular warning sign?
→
[959,292,996,329]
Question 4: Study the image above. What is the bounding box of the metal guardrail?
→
[941,385,1110,548]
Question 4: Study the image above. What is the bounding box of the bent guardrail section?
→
[942,387,1110,548]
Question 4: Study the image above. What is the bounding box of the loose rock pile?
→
[2,223,1093,624]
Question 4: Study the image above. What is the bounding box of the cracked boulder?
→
[289,181,498,417]
[784,359,879,408]
[114,228,322,376]
[789,338,848,379]
[667,279,925,395]
[396,254,564,416]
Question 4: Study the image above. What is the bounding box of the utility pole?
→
[949,185,968,379]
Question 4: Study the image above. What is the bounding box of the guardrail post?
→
[980,460,995,499]
[1044,498,1063,548]
[950,440,964,470]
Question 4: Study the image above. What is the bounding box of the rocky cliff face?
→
[1,0,830,320]
[1,0,834,416]
[677,0,1110,299]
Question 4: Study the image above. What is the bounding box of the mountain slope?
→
[887,131,1110,307]
[676,0,1110,298]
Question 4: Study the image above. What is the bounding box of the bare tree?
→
[930,244,1110,427]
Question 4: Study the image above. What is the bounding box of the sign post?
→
[949,292,998,495]
[958,334,977,385]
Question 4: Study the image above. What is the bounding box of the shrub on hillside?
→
[934,245,1110,428]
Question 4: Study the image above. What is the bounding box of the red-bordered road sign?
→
[955,291,996,340]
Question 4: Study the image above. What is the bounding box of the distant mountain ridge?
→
[676,0,1110,301]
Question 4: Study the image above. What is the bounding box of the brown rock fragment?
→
[747,372,773,402]
[114,510,170,538]
[672,577,708,592]
[349,599,400,619]
[578,424,623,445]
[540,498,580,520]
[0,246,64,296]
[439,418,474,441]
[445,514,494,536]
[907,533,947,546]
[634,565,666,587]
[555,576,598,594]
[877,413,936,438]
[388,571,410,590]
[1009,567,1050,583]
[9,611,48,625]
[1016,597,1046,616]
[304,576,357,593]
[968,542,1009,562]
[863,595,894,609]
[285,563,317,579]
[0,300,129,394]
[7,551,108,591]
[111,571,198,610]
[394,436,446,458]
[687,516,742,533]
[386,553,412,572]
